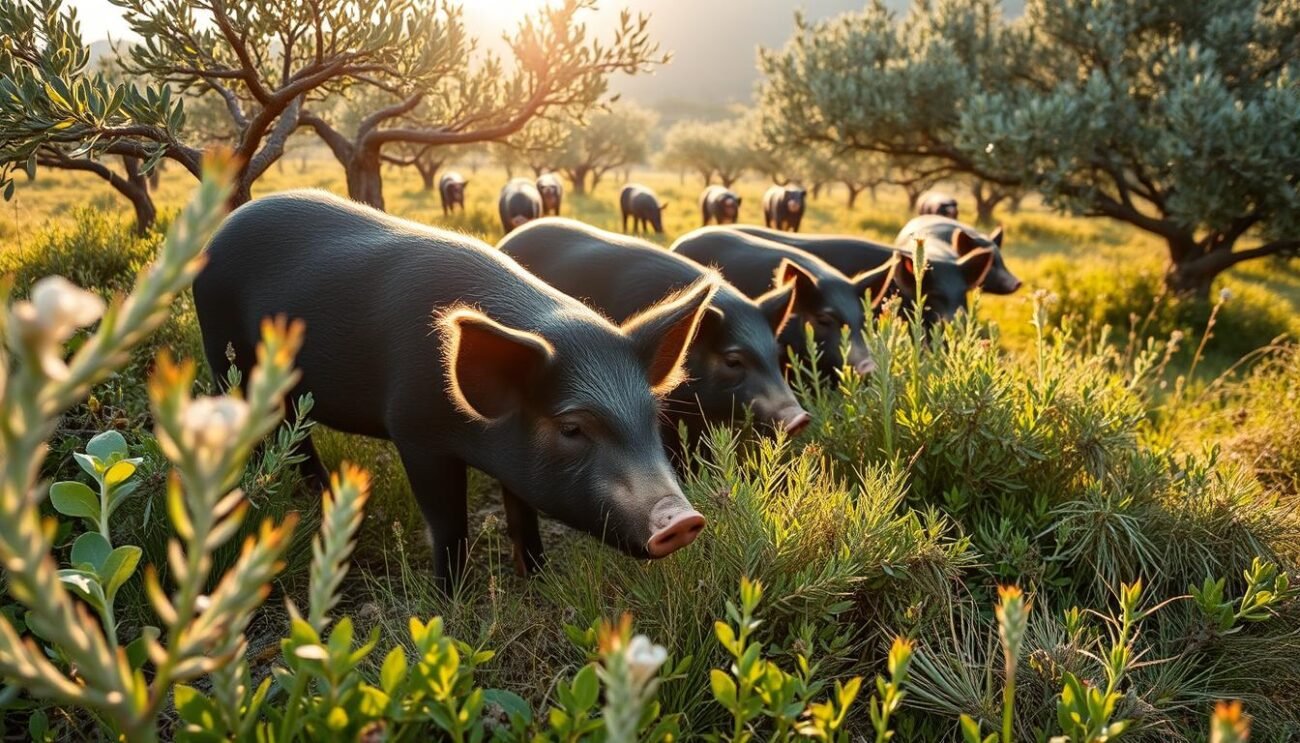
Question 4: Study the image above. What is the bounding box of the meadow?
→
[3,158,1300,740]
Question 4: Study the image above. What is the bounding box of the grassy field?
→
[5,157,1300,739]
[9,154,1300,361]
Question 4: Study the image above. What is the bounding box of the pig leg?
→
[623,210,629,233]
[399,447,470,588]
[295,434,331,492]
[503,489,546,576]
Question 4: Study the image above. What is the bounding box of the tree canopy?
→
[1,0,664,212]
[299,0,665,209]
[659,117,754,188]
[759,0,1300,295]
[553,101,656,193]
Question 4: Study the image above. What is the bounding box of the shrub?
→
[1038,256,1295,375]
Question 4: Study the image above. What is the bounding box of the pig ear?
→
[952,229,981,257]
[621,276,718,395]
[959,248,995,287]
[659,201,669,211]
[756,281,797,334]
[697,305,726,341]
[988,225,1004,248]
[440,309,553,422]
[771,258,819,308]
[852,261,896,308]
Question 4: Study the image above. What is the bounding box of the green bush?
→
[1038,256,1295,374]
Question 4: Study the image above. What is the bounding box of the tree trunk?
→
[346,148,386,210]
[415,158,439,191]
[846,185,862,210]
[1165,259,1217,301]
[146,160,162,191]
[810,182,822,200]
[1163,232,1227,300]
[228,176,254,209]
[720,174,739,189]
[120,157,156,235]
[904,185,924,212]
[567,167,589,195]
[972,180,1007,225]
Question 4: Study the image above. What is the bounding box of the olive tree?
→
[659,117,753,188]
[0,5,163,231]
[553,101,656,194]
[299,0,664,210]
[0,0,451,208]
[760,0,1300,296]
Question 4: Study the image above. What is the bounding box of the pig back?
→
[196,191,581,442]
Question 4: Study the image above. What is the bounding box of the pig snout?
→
[787,199,802,213]
[510,215,529,227]
[780,405,812,436]
[847,345,877,375]
[646,497,706,558]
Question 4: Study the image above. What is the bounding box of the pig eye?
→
[558,421,582,439]
[815,312,839,327]
[723,352,746,370]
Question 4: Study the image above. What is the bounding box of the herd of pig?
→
[192,178,1020,588]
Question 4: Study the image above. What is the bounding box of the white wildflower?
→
[625,634,667,688]
[1218,287,1233,303]
[10,276,106,380]
[180,396,251,469]
[31,276,106,338]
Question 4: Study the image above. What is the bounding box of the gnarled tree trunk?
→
[346,148,386,210]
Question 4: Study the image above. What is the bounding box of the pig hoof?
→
[647,511,705,558]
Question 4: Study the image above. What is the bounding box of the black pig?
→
[762,184,807,232]
[195,191,716,585]
[439,172,466,216]
[537,173,564,216]
[671,226,890,378]
[500,218,810,445]
[620,184,668,235]
[917,191,959,220]
[700,185,741,226]
[499,178,543,234]
[896,215,1020,295]
[732,225,993,327]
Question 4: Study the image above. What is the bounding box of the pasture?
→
[2,158,1299,740]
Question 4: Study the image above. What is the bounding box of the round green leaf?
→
[73,451,102,479]
[57,568,106,614]
[483,688,533,725]
[70,531,111,570]
[380,647,408,695]
[49,481,100,521]
[86,430,129,462]
[101,545,142,601]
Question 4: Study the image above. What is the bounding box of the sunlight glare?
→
[466,0,557,30]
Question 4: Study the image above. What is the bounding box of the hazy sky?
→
[68,0,906,104]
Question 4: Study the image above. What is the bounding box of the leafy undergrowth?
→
[4,199,1298,740]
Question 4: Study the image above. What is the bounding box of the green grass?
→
[7,160,1300,739]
